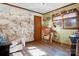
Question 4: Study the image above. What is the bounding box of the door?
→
[34,16,42,41]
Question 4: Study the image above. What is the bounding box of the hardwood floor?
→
[10,41,71,56]
[20,41,71,56]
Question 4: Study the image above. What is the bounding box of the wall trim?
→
[2,3,43,15]
[2,3,76,15]
[43,3,76,15]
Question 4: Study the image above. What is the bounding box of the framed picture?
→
[53,15,63,28]
[63,17,79,29]
[53,19,62,28]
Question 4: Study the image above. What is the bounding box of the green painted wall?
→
[43,3,79,45]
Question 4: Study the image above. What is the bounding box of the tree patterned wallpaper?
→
[0,4,42,42]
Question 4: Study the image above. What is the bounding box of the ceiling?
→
[9,3,71,14]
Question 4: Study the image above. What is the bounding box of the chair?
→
[10,39,22,53]
[42,27,53,43]
[10,37,25,54]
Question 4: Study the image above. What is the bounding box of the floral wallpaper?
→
[0,4,42,42]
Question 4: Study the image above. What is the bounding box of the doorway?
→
[34,16,42,42]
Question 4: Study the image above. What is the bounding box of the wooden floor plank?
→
[11,41,71,56]
[23,41,71,56]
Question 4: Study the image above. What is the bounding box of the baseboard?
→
[25,41,35,44]
[52,40,71,46]
[25,40,71,47]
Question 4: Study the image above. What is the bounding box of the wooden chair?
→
[42,27,54,43]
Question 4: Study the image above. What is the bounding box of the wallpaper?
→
[0,4,42,43]
[43,4,79,45]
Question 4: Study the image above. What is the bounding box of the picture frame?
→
[63,17,79,29]
[53,19,63,28]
